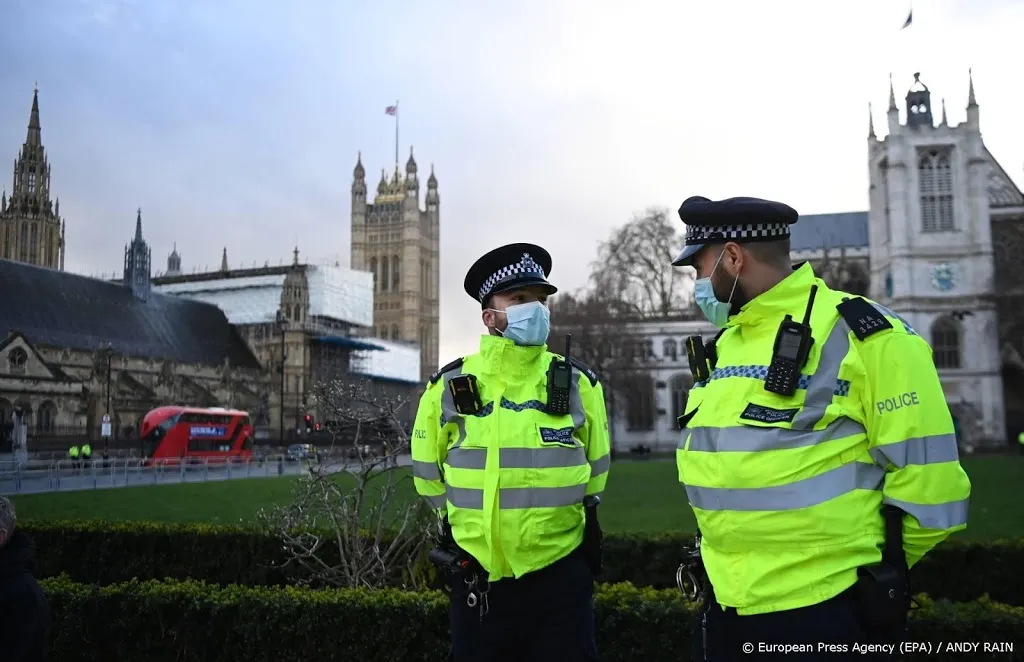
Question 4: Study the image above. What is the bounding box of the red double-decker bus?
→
[140,406,254,463]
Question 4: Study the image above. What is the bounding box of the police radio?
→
[764,285,818,397]
[547,334,573,416]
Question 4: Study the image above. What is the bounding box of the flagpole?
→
[394,99,400,172]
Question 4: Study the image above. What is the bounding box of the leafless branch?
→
[255,378,433,589]
[589,207,696,318]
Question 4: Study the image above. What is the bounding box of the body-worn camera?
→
[428,546,473,575]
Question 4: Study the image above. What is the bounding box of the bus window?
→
[241,435,253,451]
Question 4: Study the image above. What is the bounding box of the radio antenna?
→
[802,285,818,327]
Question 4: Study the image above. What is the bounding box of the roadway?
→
[0,454,413,496]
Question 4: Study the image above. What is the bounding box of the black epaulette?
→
[568,357,599,386]
[428,357,464,385]
[836,297,893,341]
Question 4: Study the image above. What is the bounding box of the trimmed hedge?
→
[21,520,1024,605]
[41,577,1024,661]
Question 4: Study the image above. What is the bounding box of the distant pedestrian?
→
[0,496,50,661]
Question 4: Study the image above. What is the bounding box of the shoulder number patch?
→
[740,403,798,425]
[836,297,893,341]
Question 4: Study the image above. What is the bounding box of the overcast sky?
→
[1,0,1021,365]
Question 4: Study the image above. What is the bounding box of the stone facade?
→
[612,72,1024,451]
[866,72,1022,446]
[0,88,65,269]
[0,331,267,453]
[349,150,440,381]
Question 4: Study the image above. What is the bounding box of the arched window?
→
[7,347,27,375]
[931,316,961,369]
[624,373,656,431]
[663,338,678,361]
[918,148,955,233]
[369,257,378,291]
[36,400,57,433]
[380,256,390,292]
[392,255,401,290]
[669,373,693,424]
[391,324,401,341]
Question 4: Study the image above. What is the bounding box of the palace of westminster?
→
[0,88,440,449]
[3,71,1024,452]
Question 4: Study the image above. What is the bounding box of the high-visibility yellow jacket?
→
[678,262,971,615]
[412,334,611,582]
[68,446,80,458]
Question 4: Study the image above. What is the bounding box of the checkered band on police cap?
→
[478,252,545,301]
[684,221,790,245]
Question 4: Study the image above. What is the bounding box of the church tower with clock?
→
[867,71,1007,444]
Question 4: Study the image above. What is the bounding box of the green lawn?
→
[10,457,1022,540]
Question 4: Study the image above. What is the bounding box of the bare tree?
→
[590,207,695,317]
[549,290,647,426]
[255,378,434,589]
[814,245,869,296]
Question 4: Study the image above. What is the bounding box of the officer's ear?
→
[722,242,745,275]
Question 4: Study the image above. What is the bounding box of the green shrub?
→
[21,520,1024,605]
[40,577,1024,662]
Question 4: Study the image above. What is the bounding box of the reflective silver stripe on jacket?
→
[684,416,865,453]
[685,461,886,512]
[883,495,969,529]
[446,483,587,510]
[446,445,588,470]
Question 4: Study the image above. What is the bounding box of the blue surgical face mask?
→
[694,250,739,328]
[490,301,551,346]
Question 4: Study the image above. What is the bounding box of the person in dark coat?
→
[0,496,49,661]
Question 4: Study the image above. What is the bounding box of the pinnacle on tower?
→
[868,102,875,138]
[220,247,229,271]
[353,151,365,179]
[967,68,977,107]
[940,98,948,126]
[406,146,418,175]
[888,73,897,112]
[292,246,300,265]
[26,87,41,148]
[134,207,143,242]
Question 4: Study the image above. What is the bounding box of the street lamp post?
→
[276,310,287,445]
[104,343,113,456]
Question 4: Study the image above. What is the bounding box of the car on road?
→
[285,443,319,462]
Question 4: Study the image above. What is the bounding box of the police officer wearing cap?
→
[411,242,611,662]
[671,196,971,660]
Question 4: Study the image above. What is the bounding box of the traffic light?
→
[304,414,313,434]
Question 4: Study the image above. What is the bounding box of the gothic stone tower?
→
[350,149,440,381]
[867,71,1005,445]
[0,88,65,269]
[123,208,152,300]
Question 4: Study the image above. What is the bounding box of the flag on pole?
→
[901,8,913,29]
[385,105,397,116]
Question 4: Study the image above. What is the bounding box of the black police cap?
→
[463,243,558,305]
[672,196,799,266]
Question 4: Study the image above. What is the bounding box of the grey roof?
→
[790,211,869,252]
[0,258,262,370]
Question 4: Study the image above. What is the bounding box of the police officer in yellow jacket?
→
[412,242,611,662]
[671,197,971,661]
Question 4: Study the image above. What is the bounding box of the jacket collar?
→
[477,334,547,379]
[728,261,819,328]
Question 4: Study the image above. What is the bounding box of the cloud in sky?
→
[0,0,1021,364]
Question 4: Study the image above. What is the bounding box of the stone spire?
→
[220,247,229,271]
[123,208,151,300]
